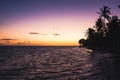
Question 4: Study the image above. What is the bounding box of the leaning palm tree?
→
[97,6,112,22]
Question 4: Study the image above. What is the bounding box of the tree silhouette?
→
[95,18,107,37]
[106,16,120,49]
[86,28,95,40]
[79,6,120,52]
[97,6,112,22]
[79,38,86,47]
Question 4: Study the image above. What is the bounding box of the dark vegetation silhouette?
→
[79,6,120,52]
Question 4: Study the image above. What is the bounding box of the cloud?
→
[53,33,60,36]
[29,32,47,35]
[1,38,17,43]
[29,32,39,34]
[1,38,16,40]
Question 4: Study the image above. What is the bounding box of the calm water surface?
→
[0,46,119,80]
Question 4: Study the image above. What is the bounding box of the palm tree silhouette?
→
[97,6,112,22]
[86,28,95,40]
[96,18,104,33]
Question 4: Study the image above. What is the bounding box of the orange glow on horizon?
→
[0,39,79,46]
[0,0,119,46]
[0,14,95,46]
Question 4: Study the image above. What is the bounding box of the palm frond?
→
[97,12,101,14]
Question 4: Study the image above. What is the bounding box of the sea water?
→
[0,46,118,80]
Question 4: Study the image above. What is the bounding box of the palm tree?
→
[97,6,112,22]
[96,18,104,33]
[86,28,95,41]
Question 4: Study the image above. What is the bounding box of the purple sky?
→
[0,0,120,46]
[0,0,119,23]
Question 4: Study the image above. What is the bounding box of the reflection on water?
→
[0,46,119,80]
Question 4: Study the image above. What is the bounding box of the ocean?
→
[0,46,119,80]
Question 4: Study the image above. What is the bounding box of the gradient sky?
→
[0,0,120,46]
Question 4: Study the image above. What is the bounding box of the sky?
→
[0,0,120,46]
